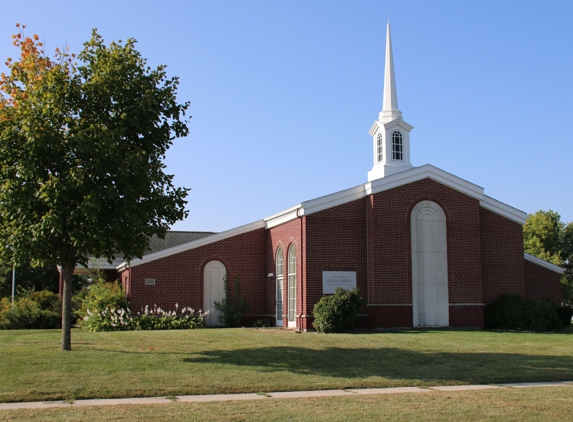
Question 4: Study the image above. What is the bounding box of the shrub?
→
[555,306,573,328]
[77,281,207,331]
[76,280,129,326]
[312,287,366,333]
[251,318,271,327]
[485,294,563,331]
[214,275,249,327]
[0,290,60,329]
[134,305,207,330]
[82,304,207,332]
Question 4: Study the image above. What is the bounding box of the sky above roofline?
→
[2,1,572,231]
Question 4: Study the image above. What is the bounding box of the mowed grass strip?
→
[0,328,572,403]
[1,386,573,421]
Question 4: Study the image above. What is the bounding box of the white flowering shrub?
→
[82,303,208,332]
[133,304,208,330]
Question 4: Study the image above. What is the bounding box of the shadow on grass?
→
[183,346,573,384]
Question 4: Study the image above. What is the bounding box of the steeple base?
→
[368,163,414,182]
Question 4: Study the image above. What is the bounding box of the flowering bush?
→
[134,304,207,330]
[75,280,129,325]
[82,303,207,332]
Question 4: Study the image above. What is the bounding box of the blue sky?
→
[2,1,572,231]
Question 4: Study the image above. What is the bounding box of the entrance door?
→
[411,201,449,327]
[203,260,226,327]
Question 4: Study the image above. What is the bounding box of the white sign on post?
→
[322,271,357,294]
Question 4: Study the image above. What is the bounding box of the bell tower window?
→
[377,133,383,162]
[392,131,403,161]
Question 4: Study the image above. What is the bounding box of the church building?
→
[85,25,564,329]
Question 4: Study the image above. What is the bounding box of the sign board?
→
[322,271,356,294]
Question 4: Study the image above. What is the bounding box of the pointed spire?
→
[379,22,402,122]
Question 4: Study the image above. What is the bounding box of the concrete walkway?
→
[0,381,571,411]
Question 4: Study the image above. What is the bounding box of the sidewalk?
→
[1,381,571,411]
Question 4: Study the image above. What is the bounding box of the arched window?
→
[287,245,296,326]
[392,131,403,161]
[275,248,284,326]
[376,133,383,162]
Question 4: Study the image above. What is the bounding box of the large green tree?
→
[0,26,189,349]
[523,210,573,306]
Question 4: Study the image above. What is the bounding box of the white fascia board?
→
[264,204,302,229]
[524,253,564,273]
[366,164,485,199]
[480,195,527,225]
[299,184,367,217]
[119,220,266,270]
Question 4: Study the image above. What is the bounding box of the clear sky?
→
[2,1,572,232]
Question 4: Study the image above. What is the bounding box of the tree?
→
[0,25,190,350]
[523,210,573,306]
[0,264,59,298]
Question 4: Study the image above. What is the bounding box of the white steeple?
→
[368,23,414,182]
[380,22,402,122]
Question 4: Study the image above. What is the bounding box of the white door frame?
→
[411,201,449,327]
[203,260,226,327]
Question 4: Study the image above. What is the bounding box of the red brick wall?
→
[304,198,368,330]
[449,305,484,327]
[480,208,526,304]
[124,228,267,318]
[368,179,484,327]
[524,260,562,305]
[364,306,412,327]
[119,177,532,330]
[267,217,303,328]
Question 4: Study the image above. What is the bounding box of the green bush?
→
[82,304,207,332]
[0,290,60,329]
[76,280,206,331]
[555,306,573,328]
[312,287,366,333]
[251,318,271,327]
[76,280,129,325]
[485,294,563,331]
[134,305,207,330]
[214,275,249,327]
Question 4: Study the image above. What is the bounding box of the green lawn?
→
[0,328,572,403]
[1,387,573,421]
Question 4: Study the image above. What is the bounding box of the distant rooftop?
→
[145,231,217,255]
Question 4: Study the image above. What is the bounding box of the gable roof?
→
[265,164,527,227]
[118,164,528,269]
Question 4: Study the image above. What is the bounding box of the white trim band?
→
[524,253,564,274]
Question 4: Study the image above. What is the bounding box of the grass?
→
[0,328,572,404]
[1,387,573,421]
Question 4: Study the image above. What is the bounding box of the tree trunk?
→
[61,260,76,351]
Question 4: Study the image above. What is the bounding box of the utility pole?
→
[11,266,15,303]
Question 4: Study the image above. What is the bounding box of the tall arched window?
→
[287,245,296,326]
[376,133,383,162]
[392,131,403,161]
[275,248,284,327]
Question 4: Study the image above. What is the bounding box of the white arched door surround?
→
[411,201,449,327]
[203,260,226,327]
